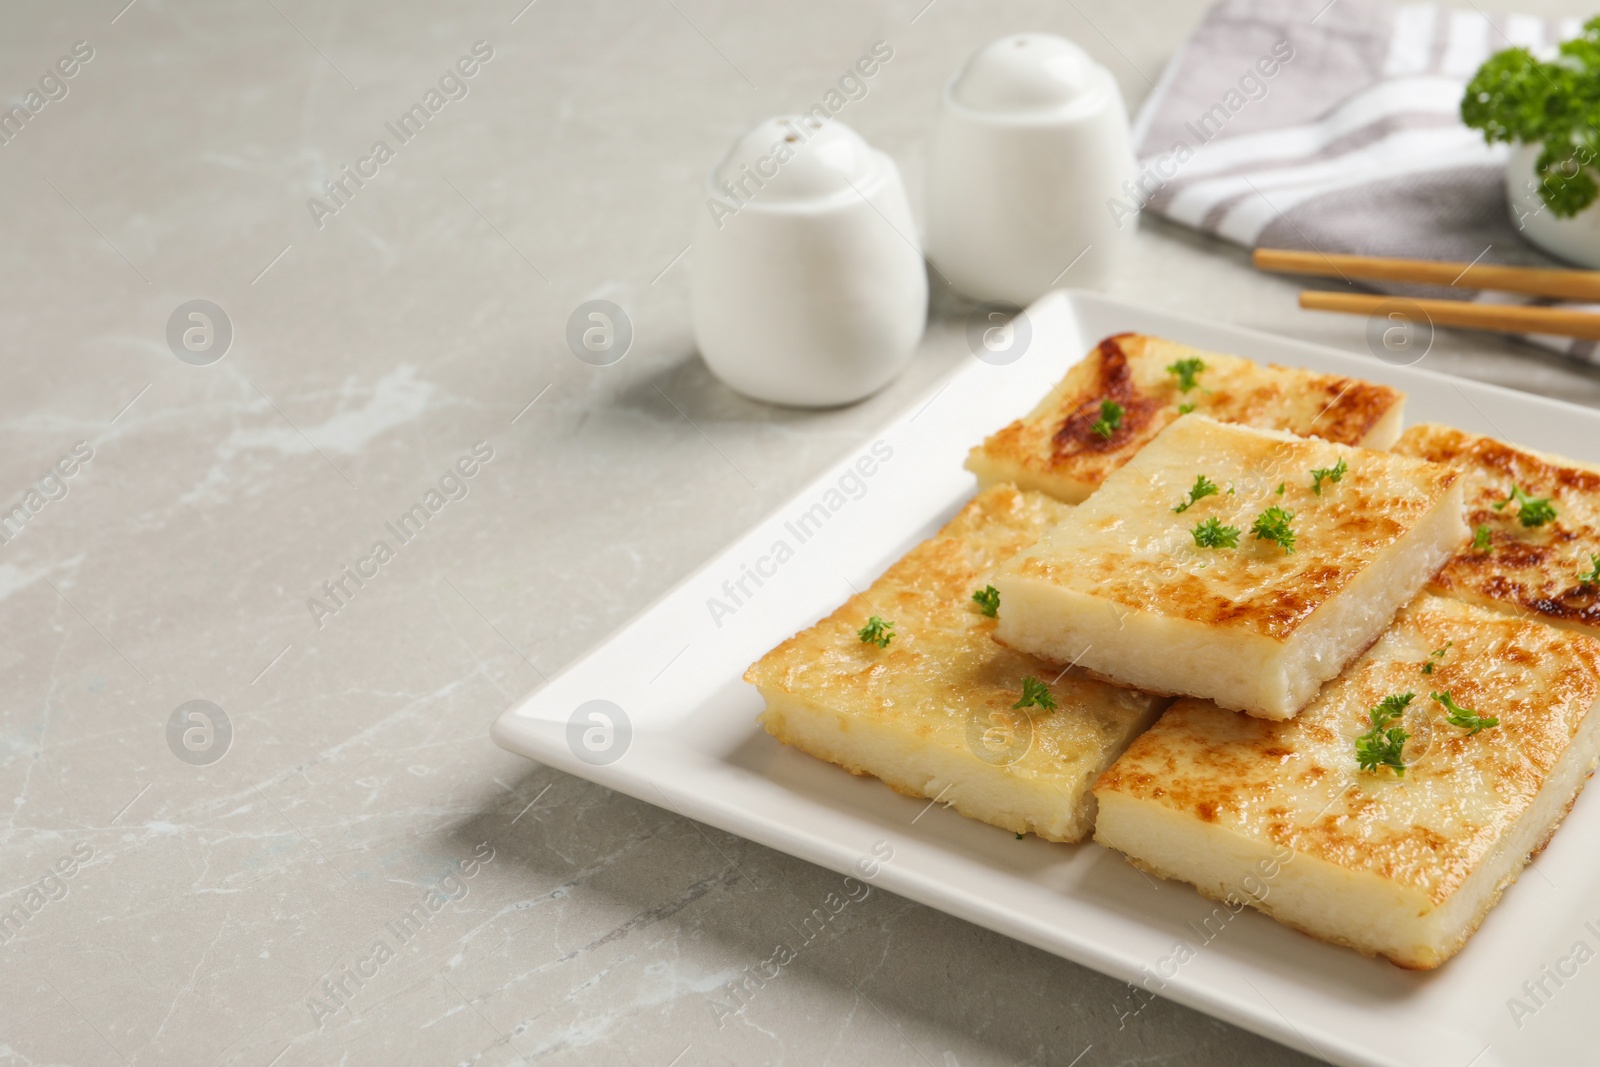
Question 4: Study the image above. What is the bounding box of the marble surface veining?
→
[3,1,1598,1064]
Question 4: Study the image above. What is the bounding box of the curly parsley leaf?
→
[1251,505,1297,553]
[972,585,1001,617]
[1493,485,1557,528]
[1356,693,1414,775]
[1013,675,1057,712]
[857,615,895,648]
[1311,456,1348,495]
[1091,399,1124,439]
[1167,357,1207,393]
[1462,20,1600,218]
[1172,474,1220,514]
[1191,516,1241,549]
[1432,690,1499,735]
[1372,692,1415,728]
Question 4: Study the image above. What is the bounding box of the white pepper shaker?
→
[926,33,1138,305]
[692,116,927,407]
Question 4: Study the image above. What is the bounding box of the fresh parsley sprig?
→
[857,615,895,648]
[1462,19,1600,218]
[972,585,1001,617]
[1251,506,1297,554]
[1090,399,1124,439]
[1494,485,1557,528]
[1172,474,1220,514]
[1473,524,1493,553]
[1311,457,1348,495]
[1013,675,1057,712]
[1356,693,1414,776]
[1191,516,1241,549]
[1167,357,1207,393]
[1432,691,1499,735]
[1579,554,1600,586]
[1421,641,1452,675]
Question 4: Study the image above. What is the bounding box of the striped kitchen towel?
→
[1129,0,1598,362]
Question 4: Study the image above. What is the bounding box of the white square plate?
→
[493,291,1600,1067]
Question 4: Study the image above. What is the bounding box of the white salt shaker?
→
[692,117,927,407]
[926,34,1138,305]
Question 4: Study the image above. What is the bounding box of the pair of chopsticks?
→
[1253,248,1600,341]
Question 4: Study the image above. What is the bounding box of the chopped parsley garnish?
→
[1013,675,1057,712]
[1172,474,1220,514]
[1421,641,1452,675]
[1178,403,1196,414]
[1015,831,1025,839]
[1580,554,1600,586]
[1432,690,1499,735]
[1251,505,1297,554]
[1356,692,1414,776]
[972,585,1001,617]
[1275,482,1286,496]
[1310,457,1347,495]
[1191,516,1241,549]
[857,615,894,648]
[1473,524,1493,552]
[1494,485,1557,528]
[1090,399,1124,439]
[1167,357,1207,393]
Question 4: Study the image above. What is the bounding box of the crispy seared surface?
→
[1095,595,1600,905]
[1005,416,1461,640]
[745,486,1164,796]
[1394,423,1600,638]
[966,334,1404,503]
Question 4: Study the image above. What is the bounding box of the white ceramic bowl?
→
[1506,141,1600,269]
[691,117,927,408]
[926,34,1138,305]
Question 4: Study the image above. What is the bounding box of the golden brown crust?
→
[967,334,1405,502]
[1047,335,1168,456]
[1002,416,1461,641]
[1394,424,1600,637]
[746,485,1167,804]
[1095,596,1600,907]
[745,485,1072,691]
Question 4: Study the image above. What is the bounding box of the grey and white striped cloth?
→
[1131,0,1599,363]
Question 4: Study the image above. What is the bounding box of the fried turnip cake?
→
[965,333,1405,504]
[1394,423,1600,640]
[746,485,1166,842]
[992,416,1465,719]
[1093,595,1600,969]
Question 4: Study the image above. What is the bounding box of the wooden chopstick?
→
[1299,290,1600,340]
[1256,247,1600,302]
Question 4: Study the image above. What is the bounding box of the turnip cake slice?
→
[745,485,1167,843]
[1394,423,1600,640]
[992,415,1466,719]
[965,333,1405,504]
[1093,595,1600,969]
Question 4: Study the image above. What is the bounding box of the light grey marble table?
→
[4,1,1599,1065]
